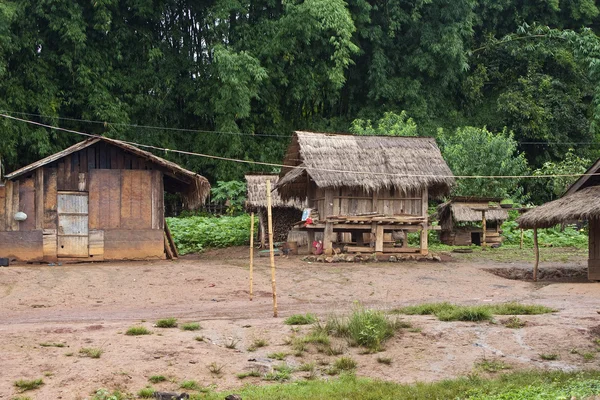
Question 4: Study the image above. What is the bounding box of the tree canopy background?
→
[1,0,600,203]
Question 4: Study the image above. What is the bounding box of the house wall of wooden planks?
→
[589,218,600,280]
[0,142,166,262]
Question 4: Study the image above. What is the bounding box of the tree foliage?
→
[350,111,417,136]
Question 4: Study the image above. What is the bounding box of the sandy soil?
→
[1,247,600,399]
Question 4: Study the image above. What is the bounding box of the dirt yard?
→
[1,247,600,399]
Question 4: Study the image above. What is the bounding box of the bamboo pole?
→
[266,180,278,317]
[533,228,539,282]
[481,210,487,247]
[249,212,255,301]
[520,228,524,250]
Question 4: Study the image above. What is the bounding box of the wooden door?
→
[57,192,89,258]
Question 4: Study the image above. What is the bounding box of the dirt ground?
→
[2,247,600,399]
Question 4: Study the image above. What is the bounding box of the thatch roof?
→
[437,199,509,231]
[5,136,210,209]
[518,186,600,229]
[245,174,305,209]
[277,131,455,199]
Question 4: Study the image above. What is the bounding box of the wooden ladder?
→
[164,220,179,260]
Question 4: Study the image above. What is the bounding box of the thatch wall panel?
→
[245,175,305,209]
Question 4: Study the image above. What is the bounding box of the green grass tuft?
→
[284,314,317,325]
[180,380,202,390]
[237,369,261,379]
[268,352,288,360]
[377,356,393,365]
[39,342,66,348]
[155,318,178,328]
[14,379,44,392]
[125,326,151,336]
[395,302,555,322]
[476,359,511,373]
[503,316,526,329]
[334,356,357,371]
[181,322,201,331]
[247,337,267,351]
[79,347,103,358]
[137,387,155,398]
[148,375,167,383]
[540,353,559,361]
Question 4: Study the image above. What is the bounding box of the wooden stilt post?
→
[481,210,487,247]
[520,229,524,250]
[249,212,255,301]
[420,188,429,255]
[533,228,539,282]
[266,180,278,317]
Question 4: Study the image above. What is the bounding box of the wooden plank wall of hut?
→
[589,218,600,281]
[313,187,424,218]
[0,176,44,261]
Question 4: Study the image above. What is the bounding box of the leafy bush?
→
[210,180,247,215]
[167,215,251,254]
[502,215,587,248]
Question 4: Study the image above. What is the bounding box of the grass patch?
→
[137,387,155,398]
[207,362,224,376]
[284,314,317,325]
[247,337,268,351]
[582,352,595,361]
[264,364,294,381]
[476,359,511,373]
[301,331,331,346]
[90,389,129,400]
[155,318,178,328]
[39,342,66,348]
[198,371,600,400]
[298,362,315,372]
[395,302,555,322]
[14,379,44,392]
[125,326,151,336]
[377,356,393,365]
[268,352,288,360]
[148,375,167,383]
[503,316,526,329]
[540,353,559,361]
[167,215,252,254]
[195,335,205,342]
[237,369,261,379]
[79,347,103,358]
[181,322,201,331]
[332,305,401,351]
[334,357,357,371]
[180,380,202,390]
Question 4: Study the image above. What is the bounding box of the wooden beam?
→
[345,246,420,254]
[420,187,428,255]
[533,228,539,282]
[35,168,44,230]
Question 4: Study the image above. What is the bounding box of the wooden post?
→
[266,180,278,317]
[249,212,255,301]
[307,230,315,254]
[420,188,428,255]
[520,229,524,250]
[323,222,334,256]
[533,228,539,282]
[375,225,384,253]
[481,210,487,247]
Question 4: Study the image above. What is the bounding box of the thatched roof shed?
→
[437,198,509,231]
[277,131,455,199]
[245,174,305,209]
[518,186,600,229]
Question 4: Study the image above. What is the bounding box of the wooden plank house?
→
[276,132,455,255]
[245,174,306,247]
[518,157,600,280]
[437,198,509,246]
[0,136,210,262]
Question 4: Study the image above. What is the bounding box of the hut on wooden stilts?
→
[0,136,210,262]
[518,158,600,280]
[276,131,455,256]
[437,197,509,246]
[245,174,306,247]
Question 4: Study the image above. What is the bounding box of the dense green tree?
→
[350,111,417,136]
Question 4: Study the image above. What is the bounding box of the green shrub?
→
[79,347,103,358]
[155,318,178,328]
[125,326,151,336]
[148,375,167,383]
[137,387,155,398]
[344,306,400,351]
[14,378,44,392]
[166,215,252,254]
[285,313,317,325]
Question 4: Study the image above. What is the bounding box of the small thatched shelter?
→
[437,197,509,246]
[277,131,455,255]
[0,136,209,262]
[518,159,600,280]
[245,174,306,246]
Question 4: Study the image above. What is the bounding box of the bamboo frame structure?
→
[249,212,254,301]
[266,180,278,317]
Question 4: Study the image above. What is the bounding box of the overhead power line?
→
[1,112,599,180]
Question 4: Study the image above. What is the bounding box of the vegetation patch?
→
[247,337,267,351]
[137,387,155,398]
[268,352,288,360]
[155,318,178,328]
[207,362,224,376]
[396,302,555,322]
[503,316,526,329]
[334,357,358,371]
[181,322,201,331]
[377,356,393,365]
[167,215,251,254]
[264,364,294,382]
[180,380,202,390]
[79,347,103,359]
[39,342,66,348]
[285,314,317,325]
[476,359,511,373]
[237,369,261,379]
[148,375,167,384]
[90,389,129,400]
[14,378,44,392]
[540,353,559,361]
[125,326,151,336]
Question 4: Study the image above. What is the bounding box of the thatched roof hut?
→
[277,131,455,200]
[517,157,600,280]
[518,186,600,229]
[437,198,509,231]
[245,174,305,210]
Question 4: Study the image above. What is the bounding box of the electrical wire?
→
[1,112,599,180]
